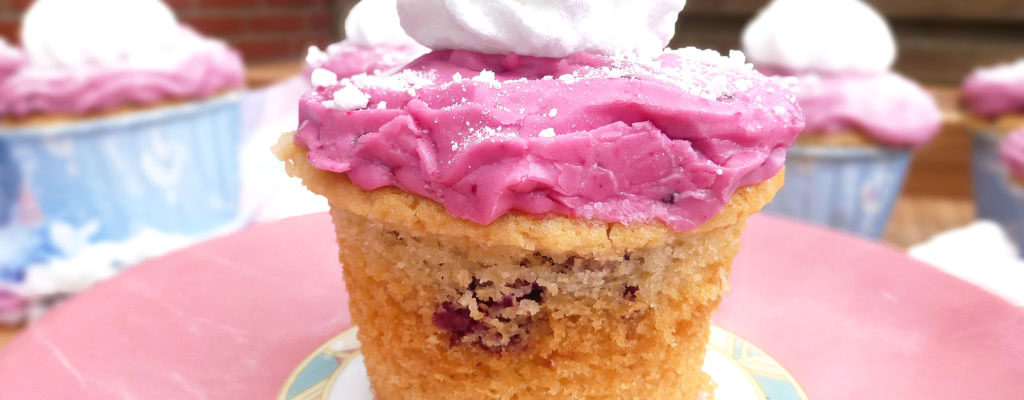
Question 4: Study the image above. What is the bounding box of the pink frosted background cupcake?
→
[965,59,1024,250]
[742,0,942,238]
[0,0,245,292]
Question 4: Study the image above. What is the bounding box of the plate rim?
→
[278,325,808,400]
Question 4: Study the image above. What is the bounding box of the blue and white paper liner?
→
[0,94,242,246]
[764,144,912,238]
[970,131,1024,250]
[0,140,18,226]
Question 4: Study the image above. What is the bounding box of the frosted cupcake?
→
[0,0,245,250]
[277,1,802,398]
[971,121,1024,250]
[743,0,941,238]
[305,0,427,84]
[962,59,1024,251]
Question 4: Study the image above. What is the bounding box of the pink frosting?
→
[308,41,426,80]
[0,40,23,82]
[766,68,941,147]
[962,60,1024,118]
[0,28,244,118]
[296,49,804,231]
[1001,129,1024,179]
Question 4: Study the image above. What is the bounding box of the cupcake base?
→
[276,133,783,400]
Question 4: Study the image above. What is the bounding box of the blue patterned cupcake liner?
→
[0,139,19,226]
[764,144,912,239]
[0,94,243,277]
[970,131,1024,251]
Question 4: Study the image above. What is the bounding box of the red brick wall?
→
[0,0,340,62]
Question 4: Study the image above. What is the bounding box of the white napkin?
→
[909,221,1024,306]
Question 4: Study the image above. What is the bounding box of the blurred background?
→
[0,0,1022,339]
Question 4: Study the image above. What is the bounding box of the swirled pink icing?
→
[0,28,244,119]
[296,48,804,231]
[962,59,1024,118]
[1001,128,1024,179]
[763,67,941,147]
[307,41,427,80]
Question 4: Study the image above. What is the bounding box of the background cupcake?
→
[742,0,942,238]
[962,59,1024,252]
[0,0,245,308]
[969,114,1024,251]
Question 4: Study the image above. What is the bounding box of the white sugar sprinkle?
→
[548,108,558,117]
[376,101,387,109]
[305,45,328,67]
[539,128,556,138]
[310,68,338,88]
[327,85,370,111]
[472,70,499,86]
[716,168,723,175]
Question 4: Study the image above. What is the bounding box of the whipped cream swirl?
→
[22,0,185,70]
[0,0,245,118]
[345,0,423,48]
[742,0,896,73]
[397,0,687,58]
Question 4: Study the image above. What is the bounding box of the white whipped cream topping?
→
[345,0,422,48]
[397,0,687,58]
[970,58,1024,83]
[310,68,339,87]
[742,0,896,73]
[21,0,212,70]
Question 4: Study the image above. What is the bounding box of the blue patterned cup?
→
[764,144,912,238]
[970,131,1024,250]
[0,94,242,247]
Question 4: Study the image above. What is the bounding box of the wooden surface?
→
[246,60,305,88]
[0,327,17,350]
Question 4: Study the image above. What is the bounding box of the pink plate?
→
[0,213,1021,399]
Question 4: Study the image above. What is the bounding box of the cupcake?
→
[277,1,802,398]
[0,0,245,249]
[743,0,942,238]
[304,0,427,84]
[971,124,1024,250]
[962,59,1024,250]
